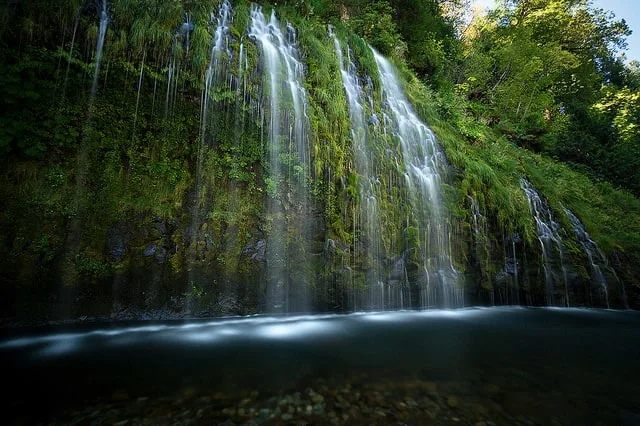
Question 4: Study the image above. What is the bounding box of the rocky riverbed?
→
[14,371,617,426]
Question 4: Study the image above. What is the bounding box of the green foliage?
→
[344,0,406,57]
[184,281,206,299]
[75,250,110,281]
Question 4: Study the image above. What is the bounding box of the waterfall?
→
[330,28,390,310]
[201,0,232,146]
[90,0,109,100]
[372,49,461,309]
[469,195,489,267]
[250,6,311,312]
[520,179,569,306]
[563,208,627,308]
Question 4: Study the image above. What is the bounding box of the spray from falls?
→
[250,6,311,312]
[372,49,461,309]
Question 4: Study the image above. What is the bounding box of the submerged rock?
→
[447,395,458,408]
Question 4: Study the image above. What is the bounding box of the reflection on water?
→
[2,308,639,424]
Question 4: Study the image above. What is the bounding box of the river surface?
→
[2,307,639,425]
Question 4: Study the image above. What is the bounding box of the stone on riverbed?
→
[447,395,459,408]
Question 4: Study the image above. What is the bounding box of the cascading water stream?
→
[234,39,248,145]
[200,0,232,150]
[330,28,389,310]
[250,6,311,312]
[563,208,618,308]
[91,0,109,100]
[372,49,461,309]
[164,58,175,119]
[520,179,569,306]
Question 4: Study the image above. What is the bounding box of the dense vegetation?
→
[0,0,638,320]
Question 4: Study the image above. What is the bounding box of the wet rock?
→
[395,401,408,411]
[259,408,271,418]
[150,220,166,240]
[447,395,459,408]
[471,402,489,416]
[112,391,130,401]
[312,402,325,415]
[405,397,418,408]
[222,407,236,417]
[181,387,197,400]
[310,393,324,403]
[349,406,360,418]
[204,233,215,250]
[107,223,132,258]
[154,246,168,263]
[241,239,267,262]
[144,243,157,257]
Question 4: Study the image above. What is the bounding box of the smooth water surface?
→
[2,308,639,425]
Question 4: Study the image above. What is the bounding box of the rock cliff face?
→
[0,0,637,321]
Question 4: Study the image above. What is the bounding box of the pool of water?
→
[2,307,639,425]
